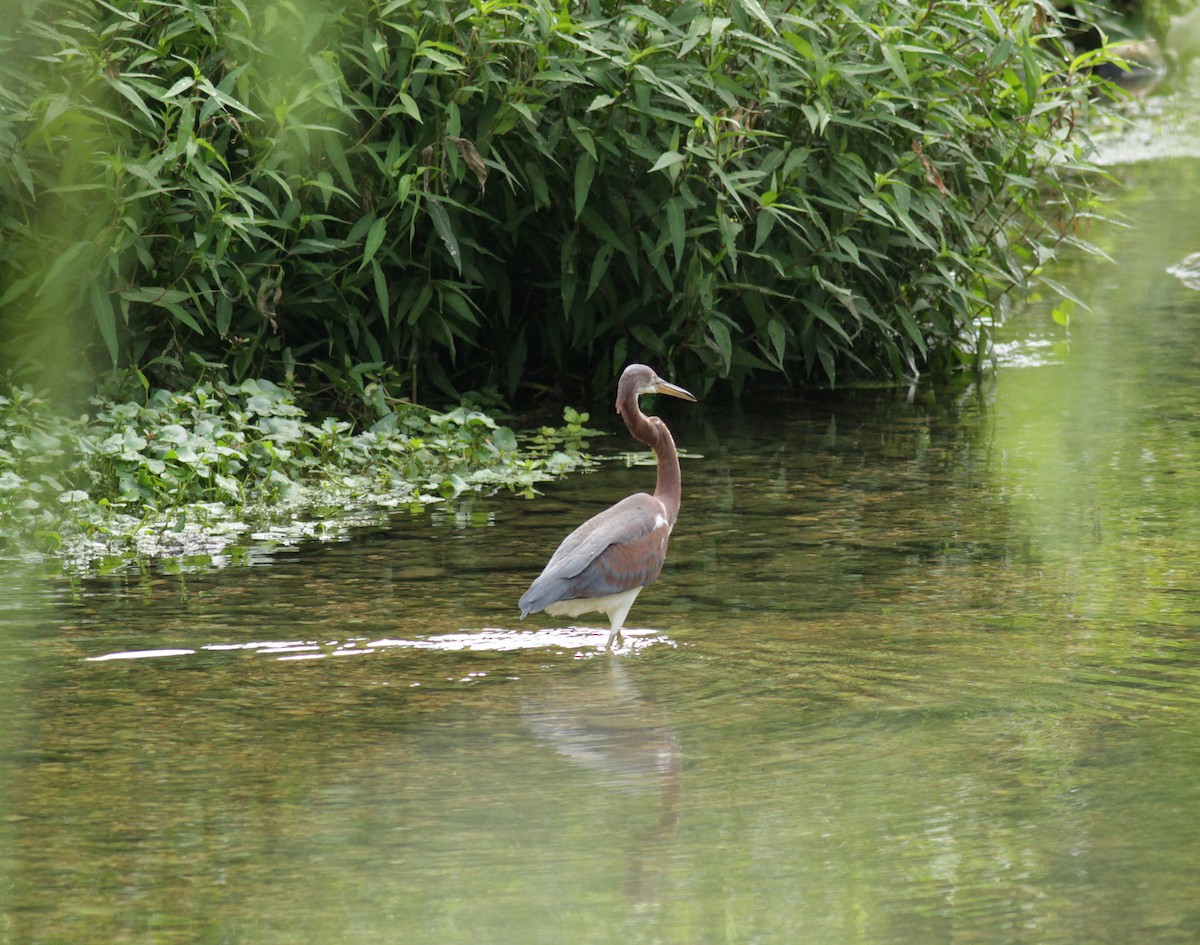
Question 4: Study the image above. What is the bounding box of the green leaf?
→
[817,343,836,385]
[360,216,388,271]
[90,282,119,367]
[881,45,910,88]
[567,118,597,160]
[426,199,461,274]
[397,92,421,122]
[587,94,617,112]
[1051,298,1075,328]
[649,150,685,173]
[215,294,233,338]
[709,319,733,366]
[736,0,777,34]
[372,259,391,329]
[104,77,157,127]
[858,195,893,222]
[573,153,596,220]
[586,245,614,301]
[666,199,686,270]
[40,241,91,296]
[767,317,787,366]
[162,76,197,99]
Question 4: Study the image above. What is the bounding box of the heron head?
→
[616,364,696,415]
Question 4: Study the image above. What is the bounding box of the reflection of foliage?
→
[0,381,599,570]
[0,0,1114,396]
[1141,0,1195,43]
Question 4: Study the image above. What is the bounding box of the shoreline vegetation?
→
[0,0,1144,572]
[3,1,1116,398]
[0,379,599,574]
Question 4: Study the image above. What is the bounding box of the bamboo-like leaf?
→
[708,319,732,366]
[573,153,596,220]
[881,45,910,88]
[104,76,158,126]
[736,0,777,35]
[426,198,461,274]
[649,150,685,173]
[162,76,197,99]
[568,118,597,160]
[40,241,91,295]
[0,0,1111,396]
[767,317,786,366]
[586,244,614,300]
[90,282,119,366]
[371,259,391,328]
[666,199,686,270]
[397,92,421,122]
[360,216,387,271]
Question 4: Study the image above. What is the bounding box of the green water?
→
[3,159,1200,944]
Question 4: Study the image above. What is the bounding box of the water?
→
[3,159,1200,944]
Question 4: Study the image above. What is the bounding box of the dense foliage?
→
[0,0,1114,398]
[0,380,597,570]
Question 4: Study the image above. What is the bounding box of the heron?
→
[518,364,697,650]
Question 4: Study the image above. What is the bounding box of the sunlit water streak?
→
[81,627,674,664]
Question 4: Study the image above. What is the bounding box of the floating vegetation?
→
[0,379,599,573]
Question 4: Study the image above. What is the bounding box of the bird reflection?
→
[522,659,683,908]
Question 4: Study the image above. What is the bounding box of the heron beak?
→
[652,378,697,402]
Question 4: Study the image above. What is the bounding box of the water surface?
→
[3,159,1200,944]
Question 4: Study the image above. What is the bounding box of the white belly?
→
[545,586,643,628]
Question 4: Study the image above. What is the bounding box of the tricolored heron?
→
[518,364,696,649]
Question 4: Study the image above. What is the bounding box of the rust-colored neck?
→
[619,397,682,526]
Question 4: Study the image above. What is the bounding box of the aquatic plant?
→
[0,381,598,572]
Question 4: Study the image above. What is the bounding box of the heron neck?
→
[625,408,682,525]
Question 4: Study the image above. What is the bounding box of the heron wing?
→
[519,493,672,616]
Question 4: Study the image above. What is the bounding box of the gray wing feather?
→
[519,494,667,615]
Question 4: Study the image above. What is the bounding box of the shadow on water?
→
[3,157,1200,943]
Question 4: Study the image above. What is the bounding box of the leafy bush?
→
[0,0,1113,397]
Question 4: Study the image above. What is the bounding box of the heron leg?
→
[597,586,641,651]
